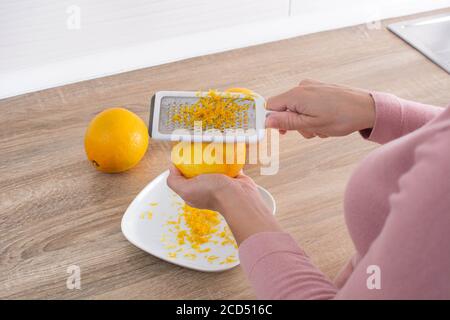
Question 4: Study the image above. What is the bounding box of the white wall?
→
[1,0,449,99]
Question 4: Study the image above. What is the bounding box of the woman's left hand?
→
[167,165,281,245]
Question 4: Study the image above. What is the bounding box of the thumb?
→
[265,111,310,131]
[167,164,187,192]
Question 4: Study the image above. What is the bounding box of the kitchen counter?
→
[1,8,449,299]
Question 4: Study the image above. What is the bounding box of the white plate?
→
[121,170,276,272]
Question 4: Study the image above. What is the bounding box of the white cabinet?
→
[0,0,289,73]
[1,0,449,98]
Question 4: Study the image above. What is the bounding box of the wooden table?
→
[1,9,449,299]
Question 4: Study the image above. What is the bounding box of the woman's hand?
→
[266,79,375,138]
[167,165,281,244]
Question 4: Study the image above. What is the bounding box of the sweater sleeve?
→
[360,92,443,144]
[238,128,450,300]
[238,232,338,299]
[240,126,450,299]
[336,127,450,299]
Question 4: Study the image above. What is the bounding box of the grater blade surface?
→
[158,95,256,135]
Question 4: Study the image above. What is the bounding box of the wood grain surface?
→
[1,9,449,299]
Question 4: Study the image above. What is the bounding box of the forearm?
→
[215,191,281,245]
[214,186,339,299]
[239,232,338,299]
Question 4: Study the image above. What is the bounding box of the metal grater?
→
[149,91,268,143]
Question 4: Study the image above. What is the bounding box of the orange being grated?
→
[170,89,253,130]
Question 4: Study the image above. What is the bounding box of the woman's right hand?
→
[265,79,376,138]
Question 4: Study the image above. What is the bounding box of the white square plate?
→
[121,170,276,272]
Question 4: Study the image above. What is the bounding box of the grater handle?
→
[263,108,275,128]
[148,94,156,137]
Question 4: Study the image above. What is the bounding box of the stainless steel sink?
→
[389,13,450,73]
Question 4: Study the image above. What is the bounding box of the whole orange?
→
[171,142,245,178]
[84,108,149,173]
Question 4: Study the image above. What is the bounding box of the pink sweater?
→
[239,92,450,299]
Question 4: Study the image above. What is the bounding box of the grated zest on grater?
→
[149,90,269,143]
